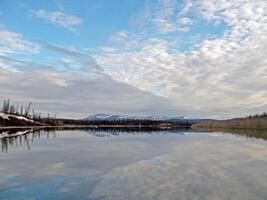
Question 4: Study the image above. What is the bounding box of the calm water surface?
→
[0,128,267,200]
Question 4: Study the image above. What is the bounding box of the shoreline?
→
[0,124,189,129]
[0,125,190,139]
[192,125,267,130]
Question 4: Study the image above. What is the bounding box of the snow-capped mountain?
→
[84,114,126,121]
[84,113,195,122]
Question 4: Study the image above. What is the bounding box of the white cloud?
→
[178,17,192,26]
[98,46,117,53]
[179,0,194,16]
[112,30,128,41]
[152,0,177,33]
[0,64,186,118]
[34,9,82,31]
[39,41,104,74]
[147,0,194,33]
[0,29,39,56]
[130,0,181,34]
[0,29,40,71]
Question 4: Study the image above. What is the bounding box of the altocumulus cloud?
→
[95,0,267,118]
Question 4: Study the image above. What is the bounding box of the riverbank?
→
[0,112,46,126]
[192,114,267,130]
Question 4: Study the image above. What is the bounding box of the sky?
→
[0,0,266,119]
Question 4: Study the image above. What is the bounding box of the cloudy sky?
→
[0,0,266,119]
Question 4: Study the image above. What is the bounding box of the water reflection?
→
[91,139,267,200]
[0,129,56,153]
[193,127,267,140]
[2,127,266,154]
[0,128,267,200]
[0,127,189,153]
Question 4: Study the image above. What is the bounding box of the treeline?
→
[1,99,43,120]
[0,99,191,128]
[0,99,57,126]
[54,118,191,127]
[247,112,267,119]
[193,112,267,130]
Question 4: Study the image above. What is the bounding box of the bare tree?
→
[2,99,10,113]
[20,105,24,115]
[24,102,32,117]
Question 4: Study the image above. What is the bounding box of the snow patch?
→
[0,112,10,120]
[84,113,186,121]
[0,112,35,123]
[0,130,30,139]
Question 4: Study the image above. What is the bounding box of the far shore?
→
[0,124,190,139]
[0,124,188,130]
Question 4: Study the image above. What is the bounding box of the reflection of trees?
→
[193,127,267,141]
[0,127,188,153]
[84,127,188,137]
[38,127,188,138]
[193,115,267,130]
[0,129,56,153]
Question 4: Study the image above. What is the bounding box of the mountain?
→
[84,113,201,123]
[84,114,126,121]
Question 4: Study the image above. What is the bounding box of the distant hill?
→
[193,113,267,130]
[84,113,203,123]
